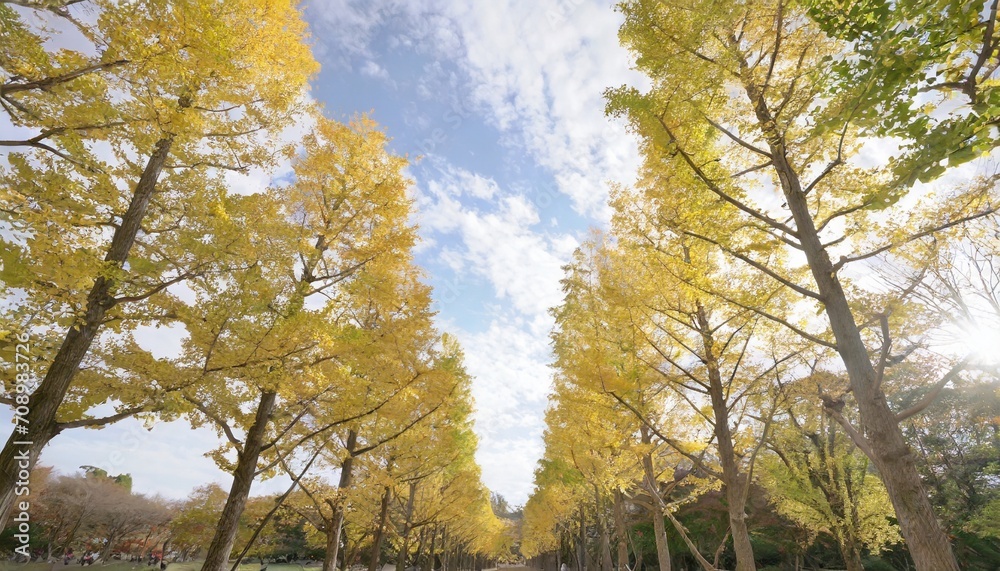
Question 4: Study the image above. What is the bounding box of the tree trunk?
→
[324,429,359,571]
[696,304,755,571]
[396,481,418,571]
[200,390,277,571]
[576,506,586,571]
[614,491,628,571]
[596,491,613,571]
[414,526,427,569]
[649,504,671,571]
[835,528,864,571]
[324,524,340,571]
[426,525,438,571]
[639,426,670,571]
[99,531,119,563]
[0,136,174,529]
[342,535,357,571]
[368,486,393,571]
[737,56,960,571]
[439,528,449,571]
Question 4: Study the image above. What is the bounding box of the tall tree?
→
[0,0,316,528]
[174,115,415,571]
[607,1,995,567]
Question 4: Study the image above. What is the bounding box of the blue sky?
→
[25,0,647,507]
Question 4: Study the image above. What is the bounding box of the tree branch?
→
[1,59,127,96]
[703,116,772,159]
[834,207,998,271]
[111,272,198,307]
[608,391,724,480]
[656,116,800,239]
[183,395,243,453]
[55,405,150,431]
[823,404,874,460]
[681,228,824,301]
[895,355,971,423]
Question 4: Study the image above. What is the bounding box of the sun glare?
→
[956,320,1000,366]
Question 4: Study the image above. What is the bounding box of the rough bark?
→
[200,390,277,571]
[735,56,960,571]
[0,136,174,529]
[324,429,358,571]
[639,426,670,571]
[324,525,339,571]
[835,530,864,571]
[440,527,449,571]
[695,304,756,571]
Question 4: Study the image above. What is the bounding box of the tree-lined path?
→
[1,0,999,570]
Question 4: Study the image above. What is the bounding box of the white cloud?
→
[361,60,392,82]
[415,160,577,503]
[305,0,646,220]
[446,312,553,506]
[475,435,544,505]
[133,323,187,360]
[417,163,577,317]
[440,0,646,220]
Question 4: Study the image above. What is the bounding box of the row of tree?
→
[0,0,508,569]
[4,465,511,570]
[523,0,1000,570]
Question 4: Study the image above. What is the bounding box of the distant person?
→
[560,563,568,571]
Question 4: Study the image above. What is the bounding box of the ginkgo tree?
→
[281,334,505,571]
[542,238,720,571]
[549,233,795,571]
[168,113,418,571]
[606,0,995,568]
[0,0,316,529]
